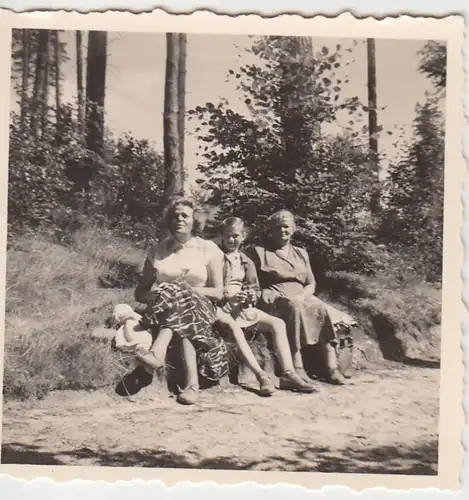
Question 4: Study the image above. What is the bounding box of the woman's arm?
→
[192,256,223,301]
[134,258,156,304]
[302,249,316,296]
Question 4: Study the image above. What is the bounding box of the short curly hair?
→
[161,196,206,236]
[267,209,297,233]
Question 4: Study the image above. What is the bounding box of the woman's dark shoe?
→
[115,365,153,397]
[177,385,199,405]
[294,367,316,384]
[279,371,318,393]
[256,372,275,397]
[328,368,346,385]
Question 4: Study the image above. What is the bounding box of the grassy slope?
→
[4,227,144,399]
[2,227,442,400]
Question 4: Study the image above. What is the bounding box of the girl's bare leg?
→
[255,312,317,392]
[292,350,305,371]
[255,311,294,374]
[217,312,263,375]
[216,311,274,396]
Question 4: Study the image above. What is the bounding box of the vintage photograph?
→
[0,11,464,489]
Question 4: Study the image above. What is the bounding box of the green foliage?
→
[8,103,165,245]
[380,97,444,282]
[8,106,77,232]
[190,36,376,275]
[90,133,165,243]
[418,41,446,94]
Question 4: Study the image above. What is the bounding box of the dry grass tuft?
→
[4,226,145,400]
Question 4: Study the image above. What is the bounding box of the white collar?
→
[225,251,241,261]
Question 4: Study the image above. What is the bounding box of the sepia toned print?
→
[0,10,464,491]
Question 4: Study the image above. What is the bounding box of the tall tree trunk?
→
[163,33,183,201]
[20,29,30,131]
[32,29,48,138]
[41,30,50,136]
[177,33,187,191]
[76,30,85,137]
[281,36,315,190]
[54,30,62,135]
[85,30,107,156]
[367,38,380,214]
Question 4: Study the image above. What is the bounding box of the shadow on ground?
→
[1,439,438,475]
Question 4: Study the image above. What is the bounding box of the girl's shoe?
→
[279,371,318,393]
[328,368,346,385]
[256,372,275,397]
[177,385,199,405]
[294,367,316,384]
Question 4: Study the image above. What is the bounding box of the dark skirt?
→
[140,280,229,382]
[260,292,353,353]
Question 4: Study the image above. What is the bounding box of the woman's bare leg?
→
[177,338,200,405]
[136,327,173,371]
[149,327,173,361]
[324,343,338,370]
[181,337,199,389]
[323,342,345,385]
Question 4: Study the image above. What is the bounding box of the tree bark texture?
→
[367,38,381,214]
[32,29,49,137]
[20,29,30,130]
[177,33,187,188]
[54,30,62,132]
[163,33,183,200]
[76,30,85,137]
[85,30,107,156]
[41,30,50,135]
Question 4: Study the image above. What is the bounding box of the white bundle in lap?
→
[113,304,153,352]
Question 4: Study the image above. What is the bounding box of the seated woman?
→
[115,197,230,405]
[217,217,317,395]
[249,209,357,386]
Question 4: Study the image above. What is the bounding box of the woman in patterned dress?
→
[128,197,230,405]
[249,209,357,386]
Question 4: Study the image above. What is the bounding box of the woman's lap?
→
[262,294,336,348]
[114,282,229,382]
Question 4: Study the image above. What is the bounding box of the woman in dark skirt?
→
[249,209,357,385]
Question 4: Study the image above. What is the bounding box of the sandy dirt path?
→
[1,365,439,474]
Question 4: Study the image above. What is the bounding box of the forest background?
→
[4,30,446,398]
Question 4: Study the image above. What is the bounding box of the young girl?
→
[216,217,317,395]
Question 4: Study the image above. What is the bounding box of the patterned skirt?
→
[140,280,229,382]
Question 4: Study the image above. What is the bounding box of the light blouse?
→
[147,236,223,288]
